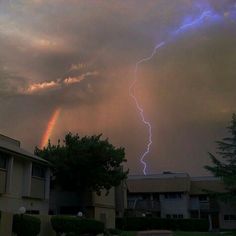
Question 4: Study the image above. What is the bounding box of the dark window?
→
[48,210,54,215]
[173,214,178,219]
[32,164,45,178]
[224,215,236,221]
[141,193,151,200]
[166,214,171,219]
[224,215,229,221]
[200,211,208,219]
[164,192,182,199]
[60,206,82,215]
[153,193,159,201]
[0,152,8,169]
[190,210,199,219]
[153,212,161,218]
[199,195,208,202]
[178,214,184,219]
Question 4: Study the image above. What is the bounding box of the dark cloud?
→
[0,0,236,175]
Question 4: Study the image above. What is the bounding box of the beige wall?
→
[0,211,13,236]
[94,206,116,229]
[31,177,45,199]
[92,188,116,228]
[93,188,115,207]
[0,169,6,193]
[11,159,24,197]
[0,157,49,214]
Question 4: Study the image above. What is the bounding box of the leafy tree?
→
[205,113,236,202]
[35,133,128,195]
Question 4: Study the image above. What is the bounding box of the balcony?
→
[128,199,160,211]
[199,202,210,210]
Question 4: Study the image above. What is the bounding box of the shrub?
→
[107,228,121,235]
[116,217,208,232]
[12,214,41,236]
[51,215,105,235]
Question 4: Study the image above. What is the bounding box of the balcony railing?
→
[128,199,160,211]
[199,202,210,210]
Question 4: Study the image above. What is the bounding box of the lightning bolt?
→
[129,9,219,175]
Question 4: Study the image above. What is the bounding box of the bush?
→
[12,214,41,236]
[51,215,105,235]
[116,217,208,232]
[104,228,122,236]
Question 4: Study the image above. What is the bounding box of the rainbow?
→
[40,107,61,149]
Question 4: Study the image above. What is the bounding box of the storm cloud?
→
[0,0,236,175]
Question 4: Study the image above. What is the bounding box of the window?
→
[166,214,171,219]
[224,215,236,221]
[199,195,208,202]
[200,211,208,219]
[141,193,151,200]
[178,214,183,219]
[153,193,160,201]
[32,164,45,178]
[0,152,8,170]
[164,192,182,199]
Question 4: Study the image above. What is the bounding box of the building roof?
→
[127,174,226,194]
[127,173,191,193]
[0,134,49,165]
[190,177,226,194]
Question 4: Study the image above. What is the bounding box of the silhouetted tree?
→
[205,113,236,202]
[35,133,128,195]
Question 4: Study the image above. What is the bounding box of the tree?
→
[205,113,236,202]
[35,133,128,195]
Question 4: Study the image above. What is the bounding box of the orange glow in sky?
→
[40,107,61,148]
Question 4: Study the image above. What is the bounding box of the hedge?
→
[116,217,208,232]
[51,215,105,235]
[12,214,41,236]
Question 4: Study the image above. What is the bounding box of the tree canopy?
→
[35,133,128,194]
[205,113,236,202]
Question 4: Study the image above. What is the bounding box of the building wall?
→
[0,156,49,214]
[93,188,115,207]
[219,202,236,230]
[0,211,13,236]
[94,206,116,229]
[93,188,116,228]
[0,169,6,193]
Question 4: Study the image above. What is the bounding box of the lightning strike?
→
[130,9,218,175]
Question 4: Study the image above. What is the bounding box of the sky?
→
[0,0,236,176]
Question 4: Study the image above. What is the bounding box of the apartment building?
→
[49,188,116,228]
[0,134,51,214]
[125,173,236,229]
